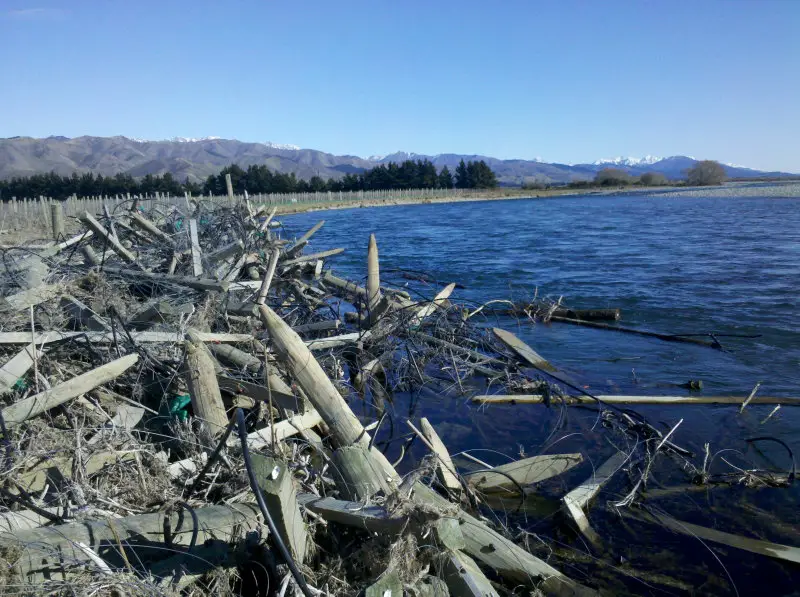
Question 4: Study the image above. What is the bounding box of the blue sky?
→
[1,1,798,171]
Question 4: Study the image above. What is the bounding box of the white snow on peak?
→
[367,154,386,161]
[262,141,301,151]
[593,155,662,167]
[170,136,222,143]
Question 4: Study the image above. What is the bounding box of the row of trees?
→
[0,171,200,201]
[565,160,727,189]
[203,159,497,195]
[0,159,498,200]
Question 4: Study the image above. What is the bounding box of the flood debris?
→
[0,197,794,596]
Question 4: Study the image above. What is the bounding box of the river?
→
[280,194,799,596]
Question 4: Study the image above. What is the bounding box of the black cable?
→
[745,436,796,482]
[0,486,64,524]
[235,408,314,597]
[185,415,238,496]
[461,468,527,512]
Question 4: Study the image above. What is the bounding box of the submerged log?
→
[562,451,627,547]
[471,394,800,406]
[493,327,556,372]
[549,316,721,349]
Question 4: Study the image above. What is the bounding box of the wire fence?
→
[0,187,500,235]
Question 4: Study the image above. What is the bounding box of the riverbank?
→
[275,181,800,215]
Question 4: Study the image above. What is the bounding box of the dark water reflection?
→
[281,195,800,595]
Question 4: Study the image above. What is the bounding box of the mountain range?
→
[0,136,794,186]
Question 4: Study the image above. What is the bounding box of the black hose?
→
[745,436,796,482]
[185,415,238,496]
[461,468,527,512]
[235,408,314,597]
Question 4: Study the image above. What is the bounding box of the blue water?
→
[280,195,800,595]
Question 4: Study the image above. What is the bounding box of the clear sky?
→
[1,0,798,171]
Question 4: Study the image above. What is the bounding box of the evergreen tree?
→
[454,159,470,188]
[438,166,454,189]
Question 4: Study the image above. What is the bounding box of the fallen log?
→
[0,331,253,345]
[419,417,461,493]
[0,503,263,579]
[101,266,230,292]
[183,332,228,436]
[282,248,344,268]
[2,353,139,428]
[549,316,721,349]
[79,211,137,263]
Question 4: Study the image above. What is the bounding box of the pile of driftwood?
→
[0,198,795,596]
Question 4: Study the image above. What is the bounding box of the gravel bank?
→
[652,182,800,198]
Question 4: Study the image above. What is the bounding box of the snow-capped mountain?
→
[592,155,662,167]
[127,136,300,151]
[262,142,301,151]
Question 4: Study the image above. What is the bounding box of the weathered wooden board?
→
[468,453,583,493]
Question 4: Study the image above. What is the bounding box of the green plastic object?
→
[169,394,191,421]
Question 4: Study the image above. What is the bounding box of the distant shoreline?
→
[276,181,800,215]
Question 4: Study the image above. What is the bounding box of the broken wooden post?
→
[258,304,398,496]
[409,283,456,327]
[367,233,381,312]
[439,549,500,597]
[1,353,139,428]
[468,453,583,493]
[251,453,309,563]
[182,332,228,437]
[79,211,137,263]
[562,451,627,548]
[257,249,279,304]
[493,327,556,372]
[129,211,175,245]
[225,173,234,201]
[189,218,203,276]
[82,245,100,266]
[0,342,38,394]
[50,202,64,241]
[281,247,345,268]
[419,418,461,493]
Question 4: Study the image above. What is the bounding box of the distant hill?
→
[0,136,794,185]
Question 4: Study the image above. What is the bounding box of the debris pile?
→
[0,199,795,596]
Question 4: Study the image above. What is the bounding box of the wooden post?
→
[367,233,381,312]
[419,417,461,493]
[79,211,137,263]
[189,218,203,276]
[258,304,398,495]
[50,203,64,240]
[256,249,279,304]
[251,453,308,563]
[225,173,234,202]
[82,245,100,266]
[182,332,228,436]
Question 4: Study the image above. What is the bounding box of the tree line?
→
[0,159,497,200]
[559,160,727,189]
[204,159,497,195]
